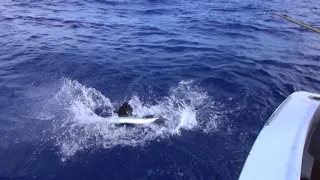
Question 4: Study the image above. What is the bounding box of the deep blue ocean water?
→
[0,0,320,179]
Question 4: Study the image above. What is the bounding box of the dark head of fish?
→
[116,102,133,117]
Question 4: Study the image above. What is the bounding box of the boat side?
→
[239,91,320,180]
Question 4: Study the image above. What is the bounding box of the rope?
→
[273,12,320,34]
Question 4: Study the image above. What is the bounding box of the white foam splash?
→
[52,78,216,158]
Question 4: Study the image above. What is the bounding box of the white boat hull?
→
[239,91,320,180]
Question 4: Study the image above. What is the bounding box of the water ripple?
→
[0,0,320,179]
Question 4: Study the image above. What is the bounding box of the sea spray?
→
[52,78,218,158]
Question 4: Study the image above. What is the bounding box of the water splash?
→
[52,78,217,158]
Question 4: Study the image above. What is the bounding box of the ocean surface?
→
[0,0,320,179]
